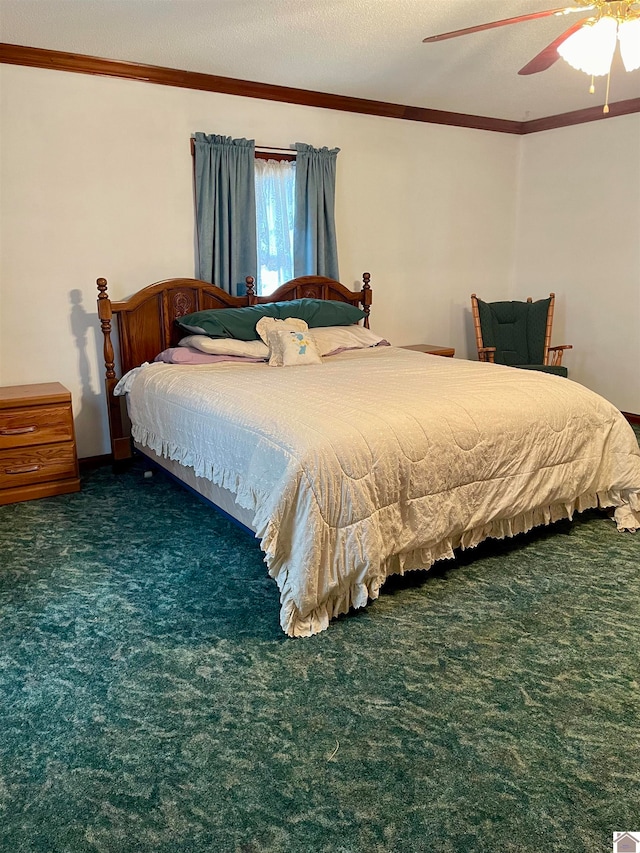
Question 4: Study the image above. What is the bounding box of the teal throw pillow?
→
[176,298,366,340]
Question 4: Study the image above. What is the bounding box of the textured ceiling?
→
[1,0,639,122]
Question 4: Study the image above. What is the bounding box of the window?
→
[193,135,338,293]
[254,156,295,296]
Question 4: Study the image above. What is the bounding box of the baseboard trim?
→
[79,453,113,471]
[622,412,640,425]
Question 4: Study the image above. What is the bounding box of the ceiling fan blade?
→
[422,6,592,43]
[518,18,591,74]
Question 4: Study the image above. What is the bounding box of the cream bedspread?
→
[116,348,640,636]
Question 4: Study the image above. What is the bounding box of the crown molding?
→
[522,97,640,133]
[0,43,521,133]
[1,43,638,135]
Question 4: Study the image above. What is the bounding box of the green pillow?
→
[176,298,366,340]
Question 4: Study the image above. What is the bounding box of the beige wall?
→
[2,64,637,460]
[0,64,520,457]
[513,114,640,413]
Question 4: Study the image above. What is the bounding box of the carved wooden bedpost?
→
[96,278,133,464]
[245,276,256,305]
[361,272,372,329]
[97,278,115,383]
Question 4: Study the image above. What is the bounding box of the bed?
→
[97,273,640,637]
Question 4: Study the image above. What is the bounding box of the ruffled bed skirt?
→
[276,490,639,637]
[132,423,639,639]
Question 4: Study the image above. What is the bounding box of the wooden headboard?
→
[97,273,372,462]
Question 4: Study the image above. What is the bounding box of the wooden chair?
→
[471,293,572,377]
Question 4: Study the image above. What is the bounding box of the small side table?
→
[0,382,81,505]
[401,344,455,358]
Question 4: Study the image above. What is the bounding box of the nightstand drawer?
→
[0,383,80,504]
[0,442,78,489]
[0,404,74,450]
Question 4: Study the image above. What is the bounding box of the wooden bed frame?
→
[97,273,372,462]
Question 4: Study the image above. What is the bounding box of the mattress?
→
[116,347,640,636]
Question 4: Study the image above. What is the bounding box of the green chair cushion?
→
[477,297,551,366]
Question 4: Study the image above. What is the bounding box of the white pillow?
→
[179,335,269,359]
[308,325,389,356]
[255,316,309,345]
[266,328,323,367]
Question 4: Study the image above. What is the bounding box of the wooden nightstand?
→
[401,344,455,358]
[0,383,81,505]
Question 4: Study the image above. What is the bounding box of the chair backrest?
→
[472,294,554,366]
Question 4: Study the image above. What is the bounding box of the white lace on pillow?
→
[255,316,309,345]
[266,328,323,367]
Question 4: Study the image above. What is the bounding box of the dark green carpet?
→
[1,429,639,853]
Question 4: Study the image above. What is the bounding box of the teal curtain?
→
[194,133,257,296]
[293,143,340,280]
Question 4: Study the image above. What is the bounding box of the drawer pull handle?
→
[5,464,41,475]
[1,425,38,436]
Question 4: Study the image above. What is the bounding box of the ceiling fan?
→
[423,0,640,109]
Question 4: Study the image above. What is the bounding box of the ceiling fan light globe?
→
[557,15,618,75]
[618,17,640,71]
